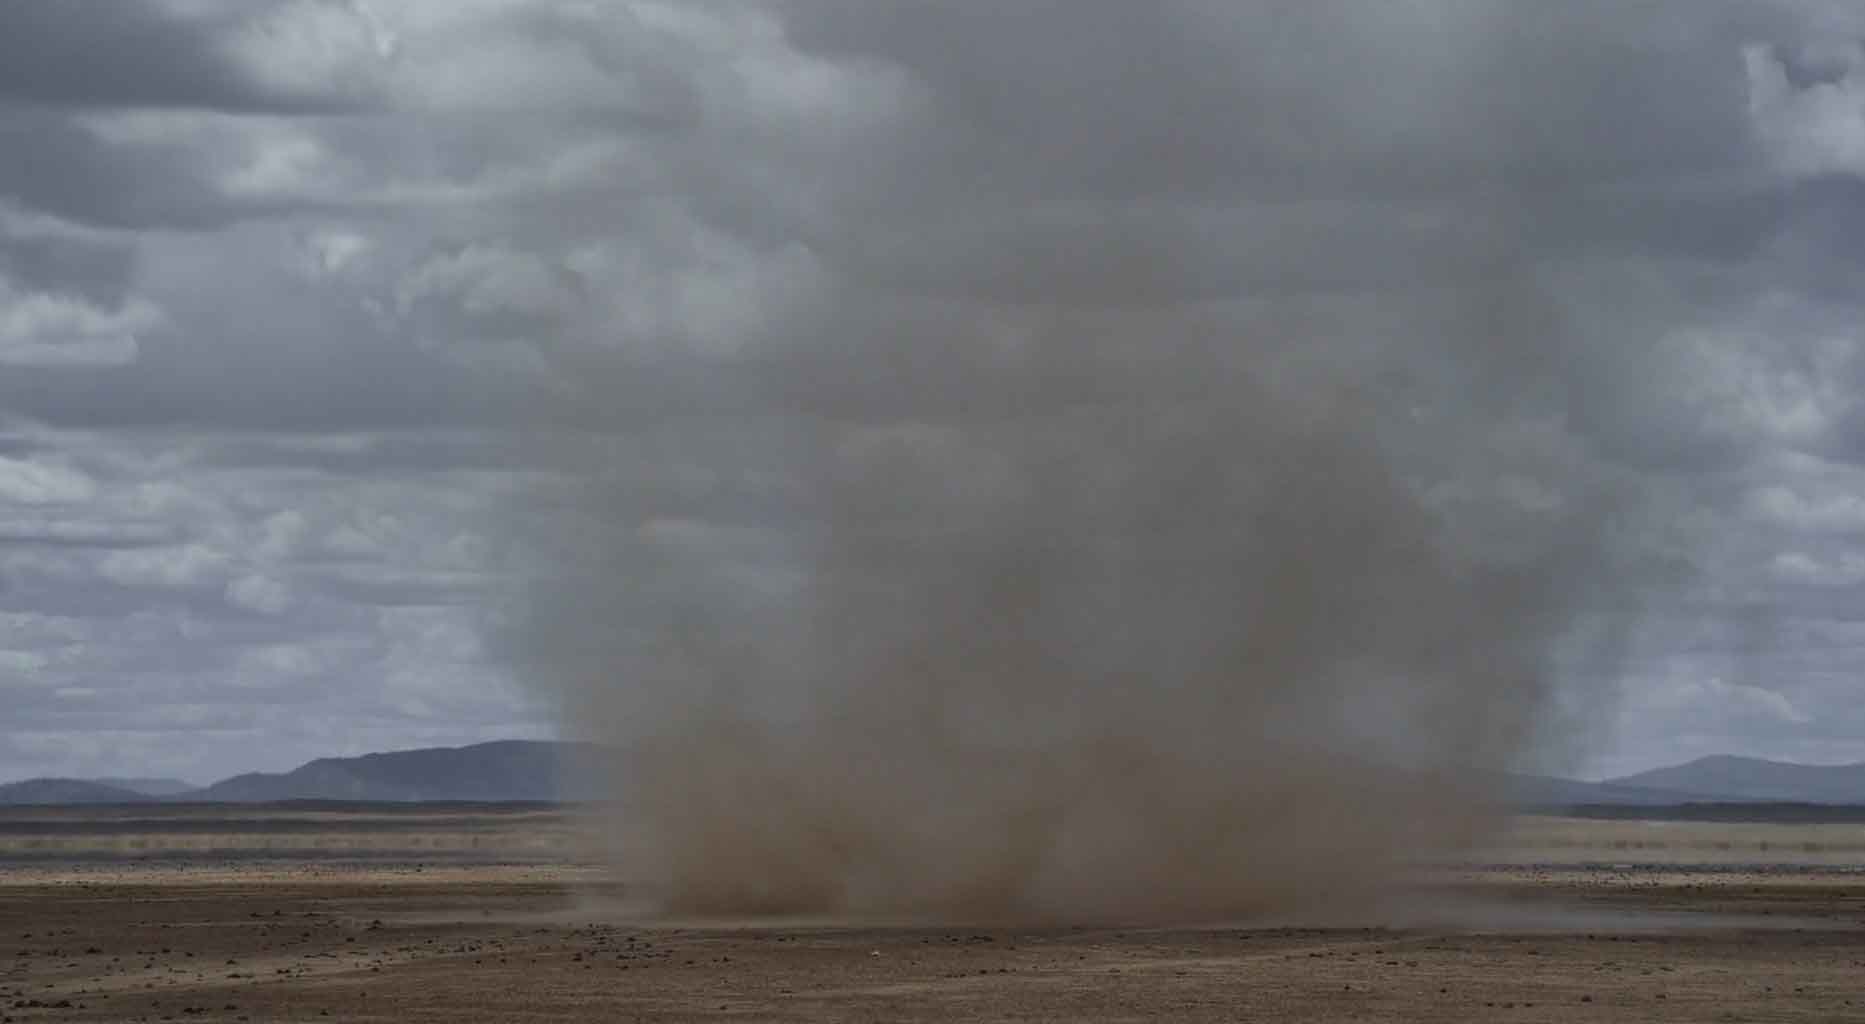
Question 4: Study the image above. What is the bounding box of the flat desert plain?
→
[1,806,1862,1022]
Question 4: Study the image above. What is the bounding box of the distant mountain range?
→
[191,740,601,803]
[0,778,157,805]
[2,744,1863,807]
[0,740,604,805]
[91,777,198,797]
[1504,773,1717,808]
[1603,755,1865,804]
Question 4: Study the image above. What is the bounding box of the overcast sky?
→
[4,1,1865,785]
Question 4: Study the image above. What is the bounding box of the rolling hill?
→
[1603,755,1865,804]
[0,778,153,805]
[1505,774,1717,808]
[8,743,1865,807]
[186,739,601,803]
[90,777,197,797]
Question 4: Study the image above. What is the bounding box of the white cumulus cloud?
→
[98,543,229,588]
[0,456,98,505]
[226,573,291,614]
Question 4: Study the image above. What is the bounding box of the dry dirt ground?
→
[1,808,1862,1022]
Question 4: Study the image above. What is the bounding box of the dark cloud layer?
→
[0,2,383,113]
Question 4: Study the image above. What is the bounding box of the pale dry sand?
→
[1486,816,1865,868]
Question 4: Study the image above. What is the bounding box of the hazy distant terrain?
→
[0,779,154,806]
[5,742,1865,808]
[1603,756,1865,804]
[187,740,602,803]
[91,777,197,797]
[1505,775,1721,809]
[0,741,603,805]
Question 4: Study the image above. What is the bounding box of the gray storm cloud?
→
[3,1,1860,789]
[498,1,1705,920]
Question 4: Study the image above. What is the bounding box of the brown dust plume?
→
[500,3,1683,922]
